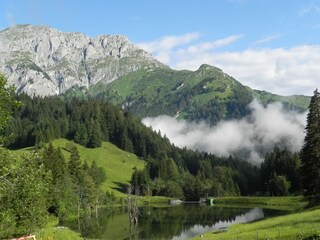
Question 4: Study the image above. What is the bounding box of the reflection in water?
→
[66,205,282,240]
[172,208,264,239]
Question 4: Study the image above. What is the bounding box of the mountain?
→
[0,24,165,96]
[65,64,310,124]
[1,25,310,123]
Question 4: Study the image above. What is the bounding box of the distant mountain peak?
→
[197,64,222,71]
[0,24,165,96]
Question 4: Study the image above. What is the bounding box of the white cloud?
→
[137,32,200,64]
[254,34,280,44]
[299,4,320,16]
[177,35,244,55]
[142,100,307,163]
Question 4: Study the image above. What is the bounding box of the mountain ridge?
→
[64,64,309,124]
[1,24,166,96]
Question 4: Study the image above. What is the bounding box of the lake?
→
[68,204,284,239]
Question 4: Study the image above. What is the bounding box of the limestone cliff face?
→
[0,25,165,96]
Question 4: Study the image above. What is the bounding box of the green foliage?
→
[0,74,20,142]
[87,122,102,148]
[42,143,74,222]
[301,89,320,199]
[1,139,113,237]
[158,157,180,181]
[211,166,240,197]
[0,149,50,238]
[130,167,151,196]
[160,180,184,198]
[45,142,108,227]
[268,173,291,196]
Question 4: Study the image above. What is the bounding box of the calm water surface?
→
[68,205,283,239]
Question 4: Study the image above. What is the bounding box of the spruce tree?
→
[300,89,320,198]
[87,120,102,148]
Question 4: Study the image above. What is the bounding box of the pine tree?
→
[74,122,88,146]
[300,89,320,198]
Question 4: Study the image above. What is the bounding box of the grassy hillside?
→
[253,90,310,111]
[15,139,145,197]
[54,139,145,196]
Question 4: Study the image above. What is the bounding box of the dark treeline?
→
[3,94,303,201]
[4,94,261,199]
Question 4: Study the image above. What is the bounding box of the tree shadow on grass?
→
[112,181,129,194]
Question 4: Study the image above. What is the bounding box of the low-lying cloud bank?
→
[142,100,307,163]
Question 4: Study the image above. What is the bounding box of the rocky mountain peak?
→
[0,25,165,96]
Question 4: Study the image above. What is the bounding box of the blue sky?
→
[1,0,320,95]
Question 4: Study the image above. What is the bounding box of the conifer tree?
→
[87,120,102,148]
[0,74,20,142]
[300,89,320,198]
[68,144,83,184]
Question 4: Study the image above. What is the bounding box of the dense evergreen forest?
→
[4,94,259,197]
[3,94,303,199]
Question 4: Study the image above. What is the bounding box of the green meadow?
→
[194,207,320,240]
